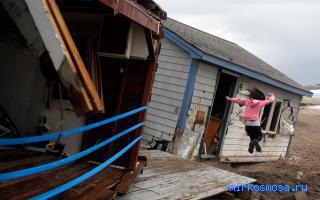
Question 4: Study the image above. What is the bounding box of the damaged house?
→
[142,18,312,163]
[0,0,166,198]
[0,1,257,200]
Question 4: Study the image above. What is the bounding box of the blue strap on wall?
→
[0,122,144,182]
[0,106,147,146]
[31,136,142,200]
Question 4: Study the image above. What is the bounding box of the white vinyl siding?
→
[142,38,191,143]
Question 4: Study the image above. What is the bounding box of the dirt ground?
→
[206,99,320,200]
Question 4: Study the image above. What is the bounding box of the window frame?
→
[259,99,283,134]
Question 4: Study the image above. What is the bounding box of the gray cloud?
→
[157,0,320,85]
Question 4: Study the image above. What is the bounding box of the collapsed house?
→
[142,18,313,163]
[0,1,257,200]
[0,0,166,198]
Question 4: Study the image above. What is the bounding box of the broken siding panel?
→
[179,63,218,160]
[143,39,191,142]
[186,62,218,128]
[220,76,302,162]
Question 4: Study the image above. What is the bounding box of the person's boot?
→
[253,139,262,152]
[248,140,254,153]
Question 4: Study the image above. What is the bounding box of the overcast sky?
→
[156,0,320,85]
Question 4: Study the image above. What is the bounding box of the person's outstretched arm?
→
[259,93,275,106]
[225,96,248,106]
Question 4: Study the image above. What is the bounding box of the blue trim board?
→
[164,28,312,97]
[176,59,199,133]
[0,123,144,182]
[31,136,142,200]
[163,28,201,59]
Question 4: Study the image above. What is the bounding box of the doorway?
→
[203,71,238,157]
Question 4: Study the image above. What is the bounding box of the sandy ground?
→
[205,100,320,200]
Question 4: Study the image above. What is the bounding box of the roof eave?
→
[164,28,312,97]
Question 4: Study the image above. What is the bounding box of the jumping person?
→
[225,88,275,153]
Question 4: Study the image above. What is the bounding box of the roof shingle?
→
[163,18,308,93]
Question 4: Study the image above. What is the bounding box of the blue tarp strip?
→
[0,122,144,182]
[0,106,147,146]
[31,136,142,200]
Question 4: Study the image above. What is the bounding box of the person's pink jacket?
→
[229,95,275,121]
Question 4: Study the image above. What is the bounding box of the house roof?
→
[163,18,312,97]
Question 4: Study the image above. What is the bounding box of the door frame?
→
[217,73,240,156]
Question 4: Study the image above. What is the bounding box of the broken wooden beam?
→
[115,160,147,194]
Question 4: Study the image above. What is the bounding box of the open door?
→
[203,71,239,156]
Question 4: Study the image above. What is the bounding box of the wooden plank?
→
[193,89,214,99]
[223,138,290,146]
[153,81,185,94]
[152,88,184,101]
[161,41,186,52]
[194,82,215,93]
[119,150,255,200]
[144,121,175,135]
[128,40,161,170]
[143,127,164,139]
[27,0,93,114]
[158,61,190,73]
[221,156,281,163]
[198,62,218,73]
[154,74,187,87]
[115,161,146,194]
[156,68,189,80]
[158,55,191,66]
[99,0,160,34]
[222,144,288,152]
[220,150,286,157]
[146,114,177,128]
[62,167,124,199]
[144,28,155,61]
[147,107,179,121]
[159,49,190,59]
[45,0,104,112]
[196,75,216,86]
[150,94,183,107]
[160,132,174,141]
[0,155,57,173]
[0,162,93,199]
[148,101,180,114]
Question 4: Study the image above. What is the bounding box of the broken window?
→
[260,100,283,134]
[269,101,283,132]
